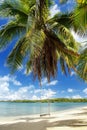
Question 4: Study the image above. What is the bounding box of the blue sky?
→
[0,0,87,100]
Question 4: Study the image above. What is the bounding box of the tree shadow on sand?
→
[49,119,87,128]
[0,118,87,130]
[15,115,56,122]
[71,110,87,116]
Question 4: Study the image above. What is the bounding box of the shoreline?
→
[0,105,86,118]
[0,105,87,130]
[0,105,87,123]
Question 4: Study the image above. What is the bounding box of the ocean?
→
[0,102,87,117]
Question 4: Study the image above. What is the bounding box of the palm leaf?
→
[28,28,79,82]
[72,3,87,33]
[60,57,67,75]
[0,0,85,83]
[77,48,87,81]
[52,23,79,50]
[44,29,79,57]
[76,0,87,4]
[59,0,68,4]
[47,14,80,53]
[0,20,26,50]
[26,29,46,80]
[48,13,74,29]
[7,36,27,73]
[0,0,29,18]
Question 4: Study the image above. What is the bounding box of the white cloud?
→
[0,75,23,100]
[65,96,70,98]
[41,78,47,86]
[32,95,40,100]
[71,30,87,48]
[7,86,34,100]
[70,71,76,77]
[47,80,58,86]
[0,75,22,100]
[72,95,82,99]
[31,88,56,100]
[34,89,41,94]
[5,87,56,100]
[83,88,87,94]
[41,89,56,99]
[67,88,73,93]
[0,75,9,82]
[61,90,65,93]
[24,68,32,75]
[50,4,60,18]
[41,78,58,87]
[0,75,56,100]
[11,77,22,86]
[71,30,87,53]
[0,75,21,86]
[0,82,9,94]
[0,82,9,100]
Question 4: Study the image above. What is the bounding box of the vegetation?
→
[0,0,87,82]
[0,98,87,103]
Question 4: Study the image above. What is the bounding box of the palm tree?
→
[73,0,87,81]
[77,47,87,81]
[0,0,84,83]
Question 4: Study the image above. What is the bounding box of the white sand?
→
[0,106,87,130]
[47,127,87,130]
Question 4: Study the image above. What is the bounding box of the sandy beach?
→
[0,106,87,130]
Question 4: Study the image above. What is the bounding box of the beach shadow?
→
[76,112,87,115]
[48,119,87,127]
[0,118,87,130]
[0,120,49,130]
[82,108,87,111]
[72,110,87,116]
[15,115,56,122]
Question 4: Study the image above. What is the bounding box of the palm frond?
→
[27,28,79,82]
[77,48,87,81]
[31,36,58,82]
[72,3,87,33]
[0,0,30,17]
[26,29,46,80]
[0,20,26,50]
[52,23,79,51]
[60,57,67,75]
[47,15,80,54]
[44,29,79,57]
[7,36,27,73]
[0,0,85,83]
[48,13,73,29]
[76,0,87,4]
[59,0,68,4]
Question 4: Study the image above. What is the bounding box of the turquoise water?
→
[0,102,87,117]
